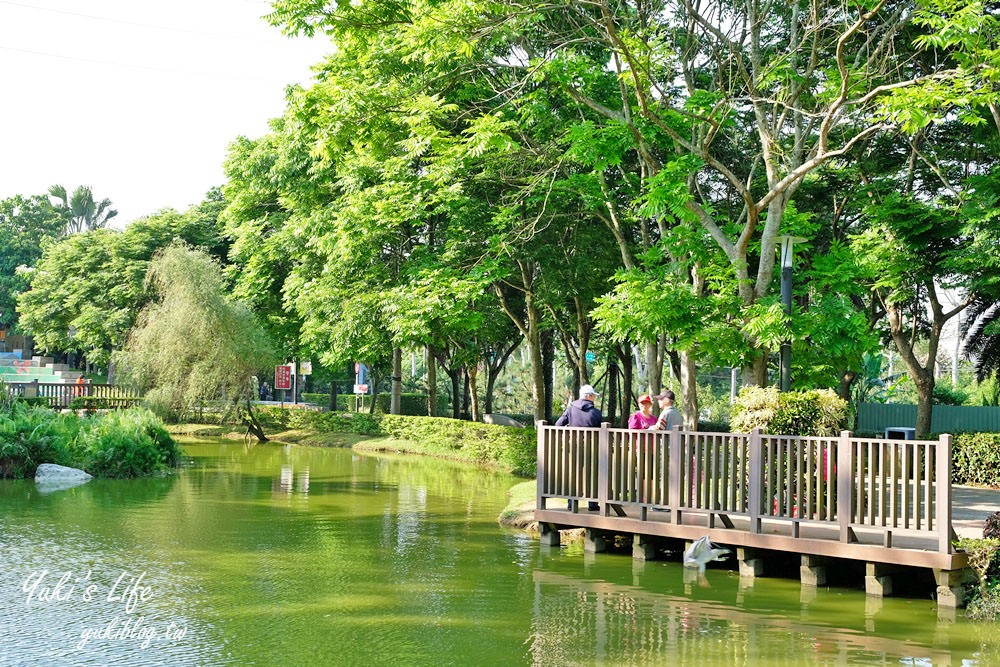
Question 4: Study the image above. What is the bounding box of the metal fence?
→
[857,403,1000,434]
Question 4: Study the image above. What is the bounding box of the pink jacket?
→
[628,411,658,430]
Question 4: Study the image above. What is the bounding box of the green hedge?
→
[261,407,535,476]
[953,433,1000,487]
[379,415,536,476]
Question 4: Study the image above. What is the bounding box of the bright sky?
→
[0,0,329,225]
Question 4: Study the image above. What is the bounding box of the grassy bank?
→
[240,408,537,477]
[0,401,180,478]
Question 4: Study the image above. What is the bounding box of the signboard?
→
[274,364,293,391]
[353,384,369,394]
[585,351,596,362]
[299,360,312,375]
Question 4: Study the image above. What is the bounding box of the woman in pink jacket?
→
[628,394,658,429]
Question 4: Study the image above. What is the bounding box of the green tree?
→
[48,185,118,234]
[0,194,64,331]
[117,244,274,441]
[17,198,229,371]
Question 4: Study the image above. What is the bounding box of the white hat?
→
[580,384,599,399]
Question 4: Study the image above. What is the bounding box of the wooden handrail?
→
[538,424,955,555]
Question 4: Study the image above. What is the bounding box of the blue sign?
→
[585,351,596,362]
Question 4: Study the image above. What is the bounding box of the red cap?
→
[637,394,652,404]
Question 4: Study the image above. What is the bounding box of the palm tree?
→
[962,298,1000,382]
[48,185,118,235]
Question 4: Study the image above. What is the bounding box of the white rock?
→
[35,464,93,493]
[484,413,527,428]
[35,463,93,482]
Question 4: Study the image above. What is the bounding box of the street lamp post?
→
[777,235,805,392]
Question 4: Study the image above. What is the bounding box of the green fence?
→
[857,403,1000,434]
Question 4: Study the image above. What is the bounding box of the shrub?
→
[952,433,1000,487]
[73,408,180,478]
[375,393,432,416]
[730,387,848,436]
[0,403,75,478]
[956,537,1000,619]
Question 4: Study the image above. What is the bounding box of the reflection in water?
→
[528,569,976,666]
[1,439,998,666]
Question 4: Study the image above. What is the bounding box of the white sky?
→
[0,0,329,225]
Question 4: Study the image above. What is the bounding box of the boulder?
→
[484,413,527,428]
[35,463,93,494]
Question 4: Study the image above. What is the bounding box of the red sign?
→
[274,364,292,390]
[353,384,369,394]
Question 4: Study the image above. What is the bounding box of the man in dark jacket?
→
[555,384,603,511]
[555,384,603,427]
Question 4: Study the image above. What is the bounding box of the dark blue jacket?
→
[554,399,603,427]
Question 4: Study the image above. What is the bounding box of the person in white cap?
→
[554,384,603,427]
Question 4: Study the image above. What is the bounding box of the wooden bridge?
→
[4,380,141,409]
[535,423,970,607]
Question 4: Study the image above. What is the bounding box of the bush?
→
[730,387,848,436]
[952,433,1000,487]
[375,393,432,416]
[956,537,1000,619]
[0,403,76,478]
[74,408,180,478]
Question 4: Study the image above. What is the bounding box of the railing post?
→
[669,425,682,523]
[536,421,547,510]
[748,428,762,533]
[598,422,610,514]
[937,433,953,554]
[837,430,853,542]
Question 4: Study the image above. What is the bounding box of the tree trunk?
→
[618,344,634,428]
[426,345,437,417]
[241,398,268,443]
[606,356,618,426]
[462,366,471,420]
[645,341,660,394]
[469,363,480,422]
[483,340,518,416]
[542,328,555,423]
[450,368,461,419]
[680,350,699,431]
[915,376,934,437]
[390,347,402,415]
[329,382,338,412]
[743,351,769,387]
[526,301,545,422]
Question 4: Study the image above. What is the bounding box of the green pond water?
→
[1,438,998,666]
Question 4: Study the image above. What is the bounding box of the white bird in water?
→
[683,536,731,573]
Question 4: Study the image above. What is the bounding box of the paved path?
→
[953,485,1000,538]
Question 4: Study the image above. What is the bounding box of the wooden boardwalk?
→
[535,423,970,606]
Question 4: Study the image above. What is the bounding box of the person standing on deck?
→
[555,384,603,428]
[651,390,682,430]
[554,384,603,511]
[628,394,658,430]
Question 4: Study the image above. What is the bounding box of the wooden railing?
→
[537,423,954,554]
[3,381,142,409]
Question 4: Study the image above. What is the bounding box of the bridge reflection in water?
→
[534,423,968,607]
[528,568,985,666]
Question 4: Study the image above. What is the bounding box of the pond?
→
[0,438,996,666]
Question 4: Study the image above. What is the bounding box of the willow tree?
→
[117,244,274,441]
